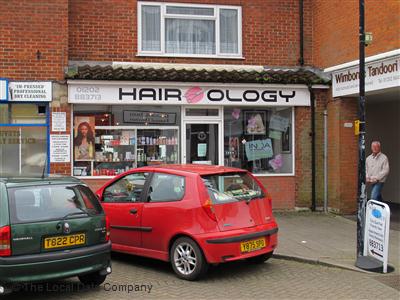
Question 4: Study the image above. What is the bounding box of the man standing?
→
[366,141,390,201]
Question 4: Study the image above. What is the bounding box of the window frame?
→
[137,1,243,59]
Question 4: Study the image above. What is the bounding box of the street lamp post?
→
[356,0,367,259]
[355,0,388,272]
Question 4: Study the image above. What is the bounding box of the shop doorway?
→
[185,123,219,165]
[182,107,223,165]
[366,88,399,208]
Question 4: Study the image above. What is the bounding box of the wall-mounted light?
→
[365,32,373,46]
[36,50,42,60]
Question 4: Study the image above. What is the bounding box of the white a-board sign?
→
[363,199,391,273]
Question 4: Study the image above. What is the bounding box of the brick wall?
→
[294,89,327,209]
[327,96,358,214]
[257,177,296,210]
[68,0,313,66]
[49,83,72,176]
[0,0,68,80]
[313,0,400,68]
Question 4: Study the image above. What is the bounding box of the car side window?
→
[104,173,148,203]
[147,173,185,203]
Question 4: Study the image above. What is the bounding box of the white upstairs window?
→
[138,2,242,58]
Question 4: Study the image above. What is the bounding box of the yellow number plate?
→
[44,233,86,249]
[240,237,266,253]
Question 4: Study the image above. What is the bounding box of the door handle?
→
[130,208,138,214]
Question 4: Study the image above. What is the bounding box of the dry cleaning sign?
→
[8,81,52,102]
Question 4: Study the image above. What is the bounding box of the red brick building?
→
[1,0,398,213]
[314,0,400,212]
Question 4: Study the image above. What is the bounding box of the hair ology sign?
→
[68,81,310,106]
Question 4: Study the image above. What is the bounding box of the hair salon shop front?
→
[55,65,328,209]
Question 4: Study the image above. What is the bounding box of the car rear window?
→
[8,184,103,224]
[201,172,265,204]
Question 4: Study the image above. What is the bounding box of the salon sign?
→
[68,81,310,106]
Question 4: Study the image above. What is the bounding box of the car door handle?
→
[130,208,138,214]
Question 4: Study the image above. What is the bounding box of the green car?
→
[0,176,111,294]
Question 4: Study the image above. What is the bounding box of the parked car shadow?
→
[111,251,274,281]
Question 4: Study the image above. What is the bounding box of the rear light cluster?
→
[202,198,217,221]
[197,177,217,222]
[0,226,11,257]
[105,216,110,242]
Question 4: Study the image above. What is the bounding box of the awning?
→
[66,61,330,85]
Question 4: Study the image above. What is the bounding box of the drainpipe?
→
[299,0,304,66]
[324,109,328,213]
[309,85,316,211]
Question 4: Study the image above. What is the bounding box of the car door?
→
[100,172,149,249]
[141,172,186,253]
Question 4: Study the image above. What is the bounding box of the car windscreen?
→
[201,172,265,204]
[8,184,103,224]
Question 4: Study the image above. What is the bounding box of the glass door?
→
[184,123,220,165]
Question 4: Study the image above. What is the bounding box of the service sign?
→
[363,200,391,273]
[50,135,71,163]
[332,55,400,97]
[9,81,52,102]
[68,82,310,106]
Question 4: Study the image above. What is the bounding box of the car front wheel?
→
[78,271,107,286]
[170,237,208,281]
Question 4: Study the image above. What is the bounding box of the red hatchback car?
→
[96,165,278,280]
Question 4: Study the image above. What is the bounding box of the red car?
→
[96,164,278,280]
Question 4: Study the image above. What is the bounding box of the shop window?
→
[138,2,242,58]
[0,103,47,124]
[0,105,9,124]
[224,107,293,175]
[11,104,47,124]
[73,105,180,177]
[0,126,47,175]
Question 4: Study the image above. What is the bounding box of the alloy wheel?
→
[173,242,197,275]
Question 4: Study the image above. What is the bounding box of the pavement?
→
[7,211,400,299]
[274,211,400,275]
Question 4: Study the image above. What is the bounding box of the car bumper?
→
[195,223,278,263]
[0,241,111,284]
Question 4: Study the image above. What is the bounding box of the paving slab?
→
[274,212,400,274]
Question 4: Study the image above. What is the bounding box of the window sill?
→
[136,53,245,60]
[253,173,295,177]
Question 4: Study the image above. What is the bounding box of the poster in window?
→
[281,125,291,153]
[229,137,239,162]
[244,111,266,135]
[74,116,95,161]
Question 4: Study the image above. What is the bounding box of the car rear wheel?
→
[170,237,208,281]
[246,251,274,264]
[78,271,107,286]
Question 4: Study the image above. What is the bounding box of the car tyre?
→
[246,251,274,264]
[170,237,208,281]
[78,271,107,286]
